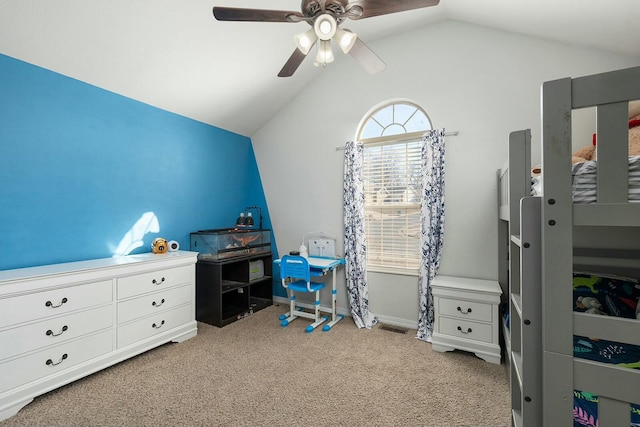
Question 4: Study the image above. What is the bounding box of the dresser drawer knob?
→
[457,326,472,334]
[152,298,166,307]
[46,325,69,337]
[46,353,68,366]
[456,306,472,314]
[152,320,165,329]
[45,297,68,308]
[152,277,166,285]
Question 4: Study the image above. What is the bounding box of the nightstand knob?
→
[457,306,472,314]
[457,326,472,334]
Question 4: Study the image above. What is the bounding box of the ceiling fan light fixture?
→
[335,28,357,54]
[314,39,334,67]
[294,28,318,55]
[213,1,441,77]
[313,13,337,41]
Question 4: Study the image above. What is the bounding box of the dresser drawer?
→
[0,280,113,329]
[117,304,192,348]
[117,266,192,299]
[437,317,493,344]
[0,305,113,361]
[0,329,113,394]
[438,298,492,323]
[117,284,192,324]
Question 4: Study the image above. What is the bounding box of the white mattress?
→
[532,156,640,203]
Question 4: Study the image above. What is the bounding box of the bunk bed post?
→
[508,130,531,233]
[497,197,509,306]
[497,168,509,303]
[508,131,530,320]
[505,130,538,427]
[540,77,575,426]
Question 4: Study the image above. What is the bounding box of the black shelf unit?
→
[195,252,273,327]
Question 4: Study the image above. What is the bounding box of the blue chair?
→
[278,255,327,333]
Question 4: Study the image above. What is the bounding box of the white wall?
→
[252,19,640,328]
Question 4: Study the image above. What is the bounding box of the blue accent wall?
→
[0,53,277,272]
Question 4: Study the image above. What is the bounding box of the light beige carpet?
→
[0,305,510,427]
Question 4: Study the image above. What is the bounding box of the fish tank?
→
[190,228,271,261]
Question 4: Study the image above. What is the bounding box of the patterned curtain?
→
[416,129,446,342]
[343,140,378,329]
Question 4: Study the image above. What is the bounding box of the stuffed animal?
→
[629,114,640,156]
[572,145,596,162]
[576,296,607,315]
[572,101,640,162]
[152,237,168,254]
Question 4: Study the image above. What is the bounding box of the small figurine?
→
[152,238,168,254]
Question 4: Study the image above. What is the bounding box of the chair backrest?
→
[280,255,310,284]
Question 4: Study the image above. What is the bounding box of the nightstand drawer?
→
[438,298,492,322]
[438,317,493,343]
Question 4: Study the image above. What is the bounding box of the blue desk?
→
[275,256,345,331]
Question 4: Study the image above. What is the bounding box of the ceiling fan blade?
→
[213,7,304,23]
[278,48,310,77]
[346,0,439,20]
[348,38,385,75]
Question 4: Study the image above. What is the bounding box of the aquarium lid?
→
[195,228,271,234]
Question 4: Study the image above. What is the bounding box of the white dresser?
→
[0,251,198,421]
[431,275,502,364]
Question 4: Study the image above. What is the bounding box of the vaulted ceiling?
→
[1,0,638,136]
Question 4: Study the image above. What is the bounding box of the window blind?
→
[363,138,423,271]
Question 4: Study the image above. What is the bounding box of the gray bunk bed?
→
[498,65,640,427]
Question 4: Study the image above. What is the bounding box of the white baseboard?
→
[272,296,418,330]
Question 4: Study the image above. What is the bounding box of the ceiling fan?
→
[213,0,440,77]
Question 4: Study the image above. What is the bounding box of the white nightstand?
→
[430,275,502,364]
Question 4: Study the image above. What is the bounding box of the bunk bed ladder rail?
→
[503,129,544,427]
[510,196,542,427]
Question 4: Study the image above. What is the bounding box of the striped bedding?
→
[532,156,640,203]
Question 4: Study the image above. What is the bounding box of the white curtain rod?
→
[335,130,459,151]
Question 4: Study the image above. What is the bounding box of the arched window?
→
[356,100,432,274]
